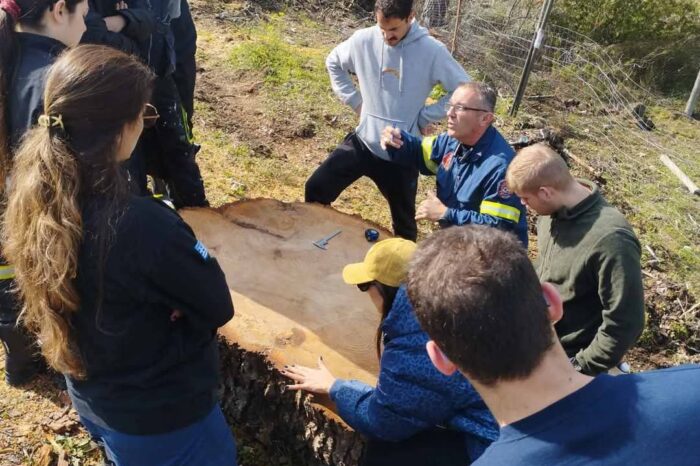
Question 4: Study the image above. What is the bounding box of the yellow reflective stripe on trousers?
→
[153,194,176,210]
[180,106,194,144]
[421,136,438,174]
[0,265,16,280]
[480,200,521,223]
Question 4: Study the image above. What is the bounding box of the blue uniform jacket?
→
[329,286,498,460]
[387,126,528,246]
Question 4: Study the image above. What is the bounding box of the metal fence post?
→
[684,69,700,117]
[509,0,555,116]
[451,0,464,54]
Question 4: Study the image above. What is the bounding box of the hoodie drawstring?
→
[380,40,385,90]
[399,41,404,94]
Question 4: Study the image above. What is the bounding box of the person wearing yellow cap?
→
[282,238,497,465]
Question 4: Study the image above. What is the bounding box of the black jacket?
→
[83,0,180,77]
[7,33,65,149]
[66,196,234,435]
[1,34,65,303]
[171,0,197,120]
[82,0,155,59]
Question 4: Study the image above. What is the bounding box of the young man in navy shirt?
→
[407,225,700,466]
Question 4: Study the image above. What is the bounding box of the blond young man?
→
[505,143,644,375]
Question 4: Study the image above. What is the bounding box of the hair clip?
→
[37,114,65,131]
[0,0,22,23]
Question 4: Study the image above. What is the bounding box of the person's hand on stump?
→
[282,357,337,394]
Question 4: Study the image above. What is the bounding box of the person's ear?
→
[542,282,563,324]
[408,10,416,22]
[426,341,458,376]
[482,112,495,127]
[537,186,553,201]
[51,0,67,23]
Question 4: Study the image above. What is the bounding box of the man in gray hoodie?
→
[305,0,469,241]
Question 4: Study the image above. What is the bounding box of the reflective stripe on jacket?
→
[387,126,528,246]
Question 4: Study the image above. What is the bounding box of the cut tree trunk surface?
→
[181,199,392,465]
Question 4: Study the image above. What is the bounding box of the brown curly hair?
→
[2,45,154,378]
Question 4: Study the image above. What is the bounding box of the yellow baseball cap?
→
[342,238,417,287]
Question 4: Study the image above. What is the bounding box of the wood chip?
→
[57,449,69,466]
[33,444,54,466]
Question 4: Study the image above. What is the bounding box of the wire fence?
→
[419,0,697,164]
[416,0,700,345]
[417,1,699,226]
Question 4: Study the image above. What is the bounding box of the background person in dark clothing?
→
[3,46,236,465]
[82,0,207,208]
[407,225,700,466]
[82,0,153,58]
[506,144,645,375]
[171,0,197,130]
[0,0,88,386]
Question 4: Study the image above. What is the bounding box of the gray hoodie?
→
[326,21,469,160]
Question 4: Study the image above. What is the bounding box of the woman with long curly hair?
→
[3,45,237,465]
[0,0,88,386]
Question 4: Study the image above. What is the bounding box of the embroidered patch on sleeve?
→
[194,240,210,261]
[497,180,513,199]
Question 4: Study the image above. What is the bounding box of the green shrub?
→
[551,0,700,44]
[551,0,700,94]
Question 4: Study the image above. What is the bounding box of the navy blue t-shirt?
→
[476,365,700,465]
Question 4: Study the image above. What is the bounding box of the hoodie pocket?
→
[358,112,412,141]
[356,112,413,159]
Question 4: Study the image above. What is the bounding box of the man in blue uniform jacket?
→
[381,82,528,246]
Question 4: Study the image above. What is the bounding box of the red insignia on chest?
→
[442,151,454,169]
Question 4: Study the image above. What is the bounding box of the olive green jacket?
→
[536,180,645,375]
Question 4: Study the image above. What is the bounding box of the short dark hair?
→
[458,82,497,112]
[407,226,554,385]
[374,0,414,20]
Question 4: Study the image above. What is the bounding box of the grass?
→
[227,12,349,138]
[229,14,328,90]
[566,108,700,297]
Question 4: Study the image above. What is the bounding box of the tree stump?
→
[181,199,391,465]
